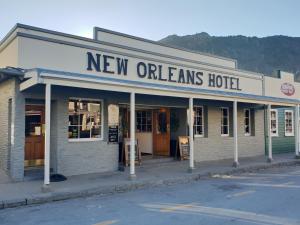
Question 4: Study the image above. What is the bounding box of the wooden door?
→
[25,105,45,167]
[153,108,170,156]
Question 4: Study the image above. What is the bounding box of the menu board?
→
[108,104,119,126]
[177,136,190,160]
[123,138,141,166]
[108,126,119,143]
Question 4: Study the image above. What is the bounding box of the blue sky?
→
[0,0,299,41]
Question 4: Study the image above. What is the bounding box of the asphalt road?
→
[1,166,300,225]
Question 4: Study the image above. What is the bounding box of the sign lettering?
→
[86,52,242,91]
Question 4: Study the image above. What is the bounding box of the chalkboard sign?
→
[108,126,119,143]
[177,136,190,160]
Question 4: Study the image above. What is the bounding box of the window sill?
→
[68,138,103,143]
[194,135,204,138]
[285,134,294,137]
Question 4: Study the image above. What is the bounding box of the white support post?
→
[44,84,51,188]
[189,97,194,171]
[295,104,300,158]
[267,104,273,162]
[130,92,136,178]
[233,100,239,167]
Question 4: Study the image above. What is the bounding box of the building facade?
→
[0,24,299,184]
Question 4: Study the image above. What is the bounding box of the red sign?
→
[281,83,295,96]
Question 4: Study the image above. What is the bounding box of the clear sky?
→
[0,0,299,41]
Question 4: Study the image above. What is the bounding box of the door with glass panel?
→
[25,105,45,167]
[153,108,170,156]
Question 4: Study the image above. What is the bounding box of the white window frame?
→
[244,108,251,136]
[194,106,204,137]
[221,107,229,137]
[285,110,294,136]
[270,109,278,137]
[136,110,152,133]
[68,97,104,142]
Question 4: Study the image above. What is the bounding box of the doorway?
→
[119,106,171,157]
[153,108,170,156]
[24,105,45,167]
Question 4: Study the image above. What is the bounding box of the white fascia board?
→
[38,72,297,107]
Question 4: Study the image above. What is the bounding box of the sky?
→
[0,0,300,41]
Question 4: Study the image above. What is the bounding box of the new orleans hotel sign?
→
[86,52,242,91]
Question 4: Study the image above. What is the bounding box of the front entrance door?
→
[25,105,45,167]
[153,108,170,156]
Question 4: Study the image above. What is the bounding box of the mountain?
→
[159,32,300,80]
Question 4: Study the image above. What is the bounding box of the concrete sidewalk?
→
[0,153,299,210]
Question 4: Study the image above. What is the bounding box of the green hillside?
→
[159,33,300,79]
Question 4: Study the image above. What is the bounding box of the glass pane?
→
[147,125,152,132]
[91,125,101,138]
[25,114,42,137]
[224,126,228,134]
[223,118,228,125]
[158,112,167,133]
[79,125,91,138]
[245,110,250,117]
[69,114,79,126]
[68,126,79,139]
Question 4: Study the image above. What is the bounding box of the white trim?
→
[130,92,136,176]
[44,83,51,186]
[194,105,204,138]
[189,97,194,169]
[270,109,278,137]
[285,109,294,136]
[244,108,251,136]
[221,107,230,137]
[68,98,104,141]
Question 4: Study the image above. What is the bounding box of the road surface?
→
[1,166,300,225]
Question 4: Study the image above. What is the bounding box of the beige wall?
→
[0,38,19,68]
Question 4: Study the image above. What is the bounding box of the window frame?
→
[136,110,152,133]
[193,105,205,137]
[244,108,251,136]
[284,109,294,136]
[194,106,204,138]
[270,109,278,137]
[220,107,230,137]
[68,97,104,142]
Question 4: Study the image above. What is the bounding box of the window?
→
[285,110,294,136]
[68,98,103,140]
[194,106,204,137]
[136,110,152,132]
[221,107,229,136]
[270,109,278,136]
[244,109,251,136]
